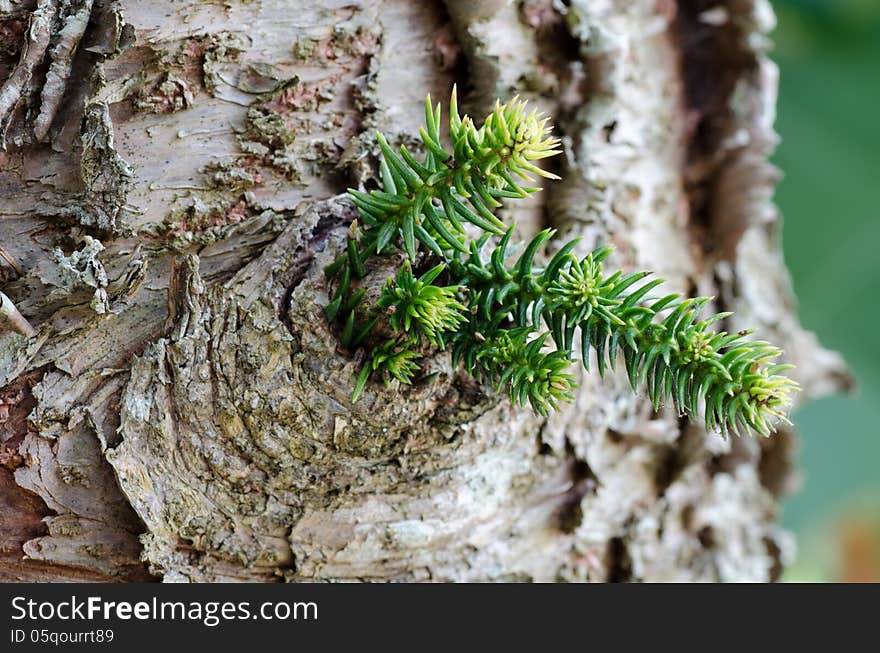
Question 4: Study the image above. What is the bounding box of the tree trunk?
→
[0,0,850,582]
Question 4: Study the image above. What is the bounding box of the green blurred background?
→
[772,0,880,581]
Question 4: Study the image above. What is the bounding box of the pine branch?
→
[376,262,467,346]
[470,327,576,416]
[324,87,558,321]
[448,231,798,435]
[327,90,799,437]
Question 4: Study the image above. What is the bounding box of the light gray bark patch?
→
[441,0,545,239]
[550,0,695,293]
[340,0,455,187]
[48,235,110,313]
[202,160,258,192]
[231,25,379,184]
[0,331,48,387]
[146,200,286,255]
[444,0,540,114]
[79,100,132,234]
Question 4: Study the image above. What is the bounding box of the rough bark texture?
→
[0,0,850,582]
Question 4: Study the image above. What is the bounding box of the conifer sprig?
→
[327,90,798,436]
[325,86,559,321]
[377,262,467,346]
[447,231,798,434]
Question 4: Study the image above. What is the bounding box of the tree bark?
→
[0,0,850,582]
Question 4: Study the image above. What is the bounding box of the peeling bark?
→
[0,0,848,582]
[0,0,57,145]
[33,0,94,142]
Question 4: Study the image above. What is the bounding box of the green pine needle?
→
[326,89,799,437]
[377,263,468,345]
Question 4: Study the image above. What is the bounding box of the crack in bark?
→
[606,536,633,582]
[555,440,597,534]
